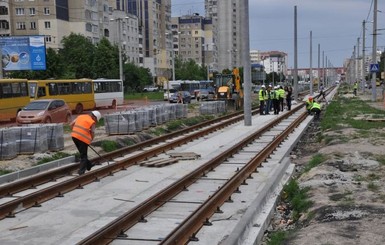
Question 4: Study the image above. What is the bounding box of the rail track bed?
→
[0,99,316,245]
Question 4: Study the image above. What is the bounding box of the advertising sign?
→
[0,36,46,71]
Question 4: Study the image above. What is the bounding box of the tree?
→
[123,62,152,92]
[93,38,119,79]
[59,33,95,78]
[174,57,206,80]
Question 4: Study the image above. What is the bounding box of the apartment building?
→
[171,14,214,67]
[122,0,171,82]
[205,0,245,72]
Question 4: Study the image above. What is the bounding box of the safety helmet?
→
[308,96,313,101]
[261,85,266,88]
[91,111,102,122]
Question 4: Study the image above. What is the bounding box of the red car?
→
[16,99,72,124]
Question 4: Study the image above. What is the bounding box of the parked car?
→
[197,89,214,101]
[253,85,261,93]
[16,99,72,124]
[143,86,159,92]
[169,91,192,104]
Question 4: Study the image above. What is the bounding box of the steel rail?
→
[0,108,253,198]
[161,111,308,244]
[0,108,259,220]
[76,105,305,245]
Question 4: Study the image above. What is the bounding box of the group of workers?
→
[259,84,293,115]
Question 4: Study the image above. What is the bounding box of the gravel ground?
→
[262,91,385,245]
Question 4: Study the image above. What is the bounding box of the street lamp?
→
[110,17,129,81]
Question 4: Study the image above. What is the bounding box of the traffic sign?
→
[370,63,379,73]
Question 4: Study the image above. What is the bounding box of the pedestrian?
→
[353,81,358,96]
[285,85,293,110]
[272,86,280,115]
[265,85,272,115]
[177,91,183,103]
[70,110,102,175]
[278,85,285,111]
[319,84,326,101]
[259,85,267,115]
[310,101,321,120]
[305,96,314,114]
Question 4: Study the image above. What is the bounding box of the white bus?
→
[163,80,181,100]
[93,79,124,109]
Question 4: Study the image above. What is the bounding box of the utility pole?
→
[309,31,313,95]
[318,44,320,90]
[362,20,366,88]
[293,6,298,100]
[371,0,378,102]
[242,0,252,126]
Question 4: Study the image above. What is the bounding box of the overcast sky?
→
[172,0,385,69]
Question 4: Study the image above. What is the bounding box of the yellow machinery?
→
[214,68,244,109]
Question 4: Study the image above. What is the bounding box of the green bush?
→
[36,152,71,165]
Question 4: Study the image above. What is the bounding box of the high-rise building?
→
[205,0,245,72]
[171,14,214,67]
[123,0,171,83]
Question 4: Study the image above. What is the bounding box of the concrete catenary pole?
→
[318,44,320,90]
[309,31,313,95]
[242,0,252,126]
[293,6,298,100]
[371,0,378,102]
[362,20,366,88]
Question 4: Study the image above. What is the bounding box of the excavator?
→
[214,67,244,110]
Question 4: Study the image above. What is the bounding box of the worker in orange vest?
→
[70,110,102,175]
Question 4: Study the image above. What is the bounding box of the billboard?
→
[0,36,46,71]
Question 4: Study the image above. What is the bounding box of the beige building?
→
[171,14,214,68]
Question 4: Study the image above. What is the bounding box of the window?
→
[0,6,8,15]
[16,22,26,30]
[30,22,36,29]
[15,8,24,15]
[45,36,51,43]
[29,8,35,15]
[44,21,50,29]
[0,20,9,30]
[44,7,50,15]
[85,23,92,32]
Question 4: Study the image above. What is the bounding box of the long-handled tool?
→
[89,145,110,165]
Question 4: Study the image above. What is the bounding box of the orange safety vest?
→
[71,114,95,145]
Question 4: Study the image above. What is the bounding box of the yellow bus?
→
[0,79,30,121]
[28,79,95,114]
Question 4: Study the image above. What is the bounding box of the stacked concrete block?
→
[145,107,157,127]
[46,124,65,151]
[15,125,48,154]
[104,113,136,135]
[200,101,227,115]
[0,128,17,160]
[168,104,176,120]
[104,104,189,135]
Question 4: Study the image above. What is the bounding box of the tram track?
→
[0,107,260,220]
[0,90,327,244]
[77,104,307,245]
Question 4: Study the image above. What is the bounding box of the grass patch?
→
[321,96,385,131]
[101,140,119,152]
[267,231,288,245]
[166,120,184,131]
[303,153,326,172]
[375,155,385,165]
[124,91,163,100]
[36,152,71,165]
[282,179,313,221]
[0,169,12,175]
[368,182,380,192]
